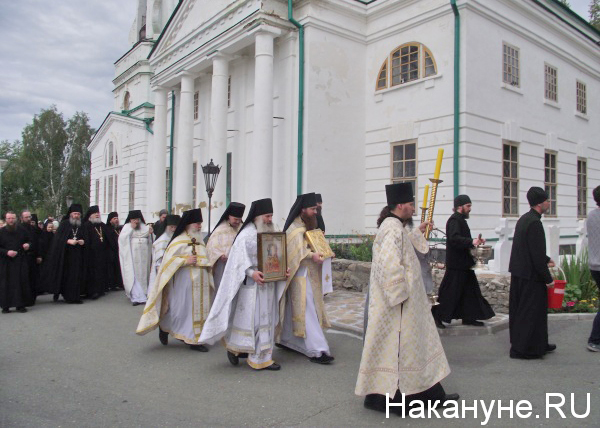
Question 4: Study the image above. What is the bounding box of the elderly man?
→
[278,193,333,364]
[509,187,556,360]
[433,195,495,329]
[45,204,86,304]
[201,198,286,370]
[137,209,212,352]
[119,210,153,306]
[0,212,33,313]
[206,202,245,293]
[356,183,457,414]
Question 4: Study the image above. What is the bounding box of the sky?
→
[0,0,594,144]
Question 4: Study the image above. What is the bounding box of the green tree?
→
[591,0,600,30]
[0,106,94,218]
[557,0,571,8]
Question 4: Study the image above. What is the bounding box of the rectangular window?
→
[226,152,232,206]
[503,43,520,87]
[544,64,557,102]
[129,171,135,211]
[103,177,107,213]
[192,162,197,208]
[227,75,232,108]
[95,180,100,205]
[193,91,199,120]
[107,176,114,213]
[576,81,587,114]
[502,143,519,216]
[390,140,417,201]
[165,168,170,208]
[545,151,557,217]
[578,158,587,218]
[114,175,118,212]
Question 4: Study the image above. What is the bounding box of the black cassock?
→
[509,209,553,358]
[0,226,32,309]
[436,212,494,323]
[22,223,41,303]
[37,230,55,293]
[83,221,119,297]
[43,220,86,303]
[107,226,123,289]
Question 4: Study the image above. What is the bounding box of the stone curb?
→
[548,313,597,320]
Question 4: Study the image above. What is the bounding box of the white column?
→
[174,73,195,212]
[209,54,229,218]
[148,87,168,219]
[252,31,275,202]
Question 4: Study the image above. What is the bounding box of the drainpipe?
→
[143,117,154,134]
[450,0,460,198]
[168,91,175,214]
[288,0,304,195]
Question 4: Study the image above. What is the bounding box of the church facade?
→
[89,0,600,243]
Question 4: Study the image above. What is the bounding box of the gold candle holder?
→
[425,178,443,239]
[420,207,428,224]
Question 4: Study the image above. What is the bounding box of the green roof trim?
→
[148,0,185,59]
[121,102,155,115]
[532,0,600,43]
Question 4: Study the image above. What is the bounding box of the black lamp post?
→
[202,159,221,232]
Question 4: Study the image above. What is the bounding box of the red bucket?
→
[548,280,566,309]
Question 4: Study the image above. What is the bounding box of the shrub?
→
[330,234,374,262]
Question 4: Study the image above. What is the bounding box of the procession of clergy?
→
[1,180,562,413]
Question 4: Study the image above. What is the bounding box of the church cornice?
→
[88,112,148,152]
[113,62,152,87]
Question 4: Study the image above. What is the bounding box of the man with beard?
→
[147,214,180,296]
[106,212,124,291]
[433,195,495,329]
[509,187,556,360]
[19,210,39,304]
[152,209,168,239]
[357,183,458,414]
[82,206,118,299]
[0,212,32,313]
[137,208,213,352]
[201,198,287,370]
[45,204,86,304]
[278,192,333,364]
[119,210,152,306]
[206,202,245,294]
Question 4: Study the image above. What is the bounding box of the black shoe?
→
[159,329,168,346]
[462,320,484,326]
[190,344,208,352]
[53,294,59,302]
[89,293,100,300]
[132,302,144,307]
[546,343,557,353]
[2,308,10,314]
[261,363,281,371]
[16,307,27,313]
[309,354,333,364]
[435,317,446,329]
[510,350,543,360]
[275,342,292,351]
[227,351,239,366]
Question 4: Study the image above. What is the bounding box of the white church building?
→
[89,0,600,246]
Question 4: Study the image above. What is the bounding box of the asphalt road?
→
[1,291,599,427]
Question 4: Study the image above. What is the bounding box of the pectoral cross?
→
[188,237,198,255]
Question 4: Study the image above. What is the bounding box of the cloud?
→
[0,0,136,142]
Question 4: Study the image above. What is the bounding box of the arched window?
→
[123,91,131,111]
[106,141,116,167]
[376,43,437,91]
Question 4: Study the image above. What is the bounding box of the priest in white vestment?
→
[118,210,153,306]
[137,208,213,351]
[206,202,245,294]
[147,214,180,297]
[200,198,286,370]
[356,183,458,415]
[277,193,333,364]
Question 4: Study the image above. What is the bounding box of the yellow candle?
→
[421,184,429,209]
[433,148,444,179]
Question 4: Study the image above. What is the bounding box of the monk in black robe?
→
[82,206,116,299]
[106,212,124,291]
[509,187,556,359]
[0,212,32,313]
[19,210,40,305]
[44,204,86,304]
[434,195,494,328]
[37,220,55,293]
